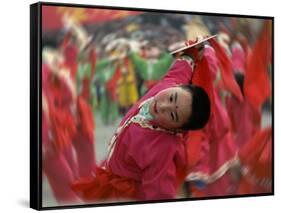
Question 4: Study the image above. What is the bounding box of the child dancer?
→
[72,37,212,202]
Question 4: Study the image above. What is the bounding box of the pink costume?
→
[62,37,97,178]
[73,59,193,201]
[226,95,259,148]
[225,42,256,148]
[226,40,261,149]
[41,33,96,204]
[42,63,80,203]
[186,46,238,197]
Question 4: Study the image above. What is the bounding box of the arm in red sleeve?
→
[203,45,219,80]
[163,59,194,85]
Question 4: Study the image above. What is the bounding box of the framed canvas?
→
[30,1,274,210]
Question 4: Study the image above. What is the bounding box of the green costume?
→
[76,57,97,121]
[94,59,119,125]
[130,52,173,95]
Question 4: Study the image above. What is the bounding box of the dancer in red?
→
[186,21,272,197]
[225,72,260,149]
[42,16,98,204]
[237,20,272,195]
[185,38,243,197]
[225,39,260,148]
[72,38,211,202]
[42,52,80,203]
[62,16,97,178]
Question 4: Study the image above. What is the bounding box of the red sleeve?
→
[62,44,78,78]
[163,59,193,85]
[209,38,243,101]
[203,46,219,80]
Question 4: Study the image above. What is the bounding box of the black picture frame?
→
[30,1,274,210]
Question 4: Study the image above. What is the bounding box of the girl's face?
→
[149,87,192,130]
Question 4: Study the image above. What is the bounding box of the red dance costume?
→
[186,44,240,197]
[42,38,97,203]
[63,38,97,178]
[42,63,80,203]
[73,59,194,201]
[225,42,260,148]
[238,127,272,194]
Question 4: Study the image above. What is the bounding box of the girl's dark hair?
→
[179,84,211,130]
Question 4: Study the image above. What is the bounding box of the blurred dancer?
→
[94,56,120,125]
[225,72,260,149]
[42,15,98,203]
[106,38,140,115]
[226,20,271,149]
[62,15,97,178]
[222,37,258,148]
[130,42,173,96]
[42,49,80,204]
[236,21,272,194]
[186,21,272,197]
[185,37,243,197]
